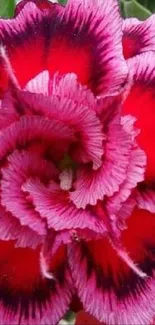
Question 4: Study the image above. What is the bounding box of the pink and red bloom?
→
[0,0,155,324]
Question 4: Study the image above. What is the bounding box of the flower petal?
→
[0,0,127,96]
[1,150,57,235]
[70,295,83,313]
[107,116,146,218]
[0,240,73,325]
[123,16,155,59]
[75,311,103,325]
[122,51,155,182]
[22,178,107,235]
[70,114,134,208]
[0,206,42,249]
[21,78,104,170]
[69,207,155,325]
[15,0,54,15]
[57,0,128,95]
[0,115,73,161]
[0,2,45,97]
[136,183,155,214]
[25,70,50,96]
[25,71,96,109]
[49,73,96,110]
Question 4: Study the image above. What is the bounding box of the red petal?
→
[123,16,155,59]
[0,0,127,96]
[76,311,103,325]
[122,52,155,182]
[0,240,73,324]
[70,295,83,313]
[69,207,155,325]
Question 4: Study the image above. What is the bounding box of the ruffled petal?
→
[122,52,155,182]
[107,116,146,218]
[15,0,54,15]
[0,2,45,97]
[1,150,57,235]
[0,92,19,130]
[0,0,127,96]
[25,70,50,96]
[22,178,107,235]
[49,73,96,110]
[70,114,135,209]
[0,115,73,160]
[20,80,104,170]
[25,71,96,110]
[123,16,155,59]
[0,206,42,249]
[0,240,73,325]
[25,71,95,109]
[69,207,155,325]
[136,183,155,214]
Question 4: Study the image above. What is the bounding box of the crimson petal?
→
[75,311,103,325]
[0,240,73,325]
[122,52,155,182]
[69,207,155,325]
[0,0,127,97]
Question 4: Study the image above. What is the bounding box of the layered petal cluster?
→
[0,0,155,325]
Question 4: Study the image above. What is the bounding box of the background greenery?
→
[0,0,155,19]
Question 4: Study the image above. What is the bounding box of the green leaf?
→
[58,0,67,4]
[137,0,148,7]
[120,0,126,17]
[0,0,15,17]
[138,0,155,12]
[123,0,151,19]
[146,0,155,12]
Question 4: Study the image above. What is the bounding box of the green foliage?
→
[0,0,15,17]
[59,0,67,3]
[121,0,152,19]
[139,0,155,12]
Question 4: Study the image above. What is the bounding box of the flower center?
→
[59,154,77,191]
[59,154,75,170]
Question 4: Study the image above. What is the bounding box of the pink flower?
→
[0,1,154,325]
[122,16,155,59]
